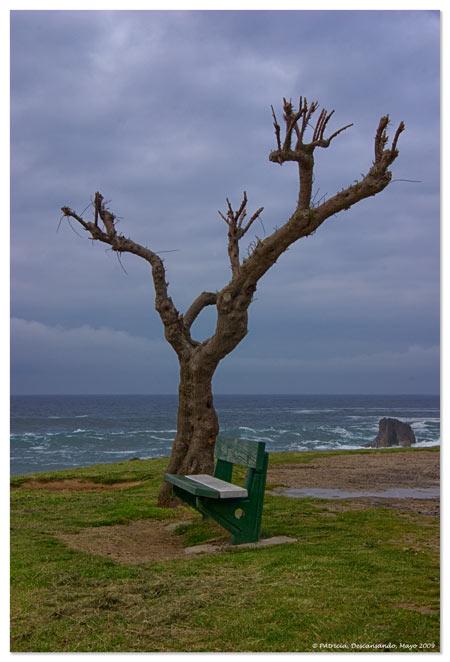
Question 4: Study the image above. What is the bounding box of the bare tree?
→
[61,96,404,505]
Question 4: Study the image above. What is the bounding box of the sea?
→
[10,394,440,476]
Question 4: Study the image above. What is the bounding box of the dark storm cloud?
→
[11,10,440,394]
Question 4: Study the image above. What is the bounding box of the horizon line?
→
[11,392,440,398]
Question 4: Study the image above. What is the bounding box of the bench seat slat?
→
[164,473,247,499]
[188,474,248,499]
[164,473,220,498]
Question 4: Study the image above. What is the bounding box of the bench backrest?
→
[214,438,267,472]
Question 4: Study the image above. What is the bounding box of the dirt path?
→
[58,520,190,564]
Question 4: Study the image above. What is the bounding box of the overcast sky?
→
[10,10,440,395]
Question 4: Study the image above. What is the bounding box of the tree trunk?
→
[158,359,219,505]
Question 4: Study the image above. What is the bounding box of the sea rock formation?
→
[371,417,416,448]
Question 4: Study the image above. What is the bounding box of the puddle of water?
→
[272,487,440,500]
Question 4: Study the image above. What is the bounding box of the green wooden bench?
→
[164,438,269,545]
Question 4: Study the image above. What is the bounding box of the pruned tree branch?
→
[228,105,406,291]
[267,96,404,214]
[61,197,190,357]
[218,192,264,278]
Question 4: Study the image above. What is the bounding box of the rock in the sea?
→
[371,417,416,448]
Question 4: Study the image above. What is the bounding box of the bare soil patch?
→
[15,478,144,491]
[320,497,439,517]
[268,450,439,516]
[58,520,188,564]
[268,451,439,490]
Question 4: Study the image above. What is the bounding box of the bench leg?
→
[171,454,268,545]
[196,497,262,545]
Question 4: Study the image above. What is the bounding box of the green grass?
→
[10,448,439,652]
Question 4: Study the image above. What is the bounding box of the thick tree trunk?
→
[158,359,219,505]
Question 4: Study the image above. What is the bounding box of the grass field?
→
[10,448,440,652]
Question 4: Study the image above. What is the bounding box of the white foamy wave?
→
[407,416,440,423]
[411,421,429,432]
[341,407,439,412]
[313,443,339,450]
[101,450,144,455]
[259,427,288,434]
[334,443,367,450]
[414,439,440,448]
[239,426,257,433]
[240,435,274,443]
[287,443,310,451]
[329,426,355,439]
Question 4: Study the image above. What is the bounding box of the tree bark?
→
[157,358,219,505]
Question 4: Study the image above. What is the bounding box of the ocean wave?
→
[411,421,432,432]
[291,409,337,414]
[333,427,356,439]
[47,414,89,419]
[333,442,368,450]
[240,434,274,443]
[234,426,288,435]
[338,407,439,412]
[286,443,310,451]
[414,439,440,448]
[101,450,145,455]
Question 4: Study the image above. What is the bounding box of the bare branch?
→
[269,96,353,163]
[271,105,282,155]
[317,122,353,147]
[375,115,390,162]
[237,110,405,288]
[235,191,248,227]
[374,116,405,167]
[218,193,264,277]
[61,206,90,231]
[391,120,406,154]
[241,206,264,235]
[61,195,190,356]
[94,191,102,227]
[218,210,229,225]
[184,291,217,330]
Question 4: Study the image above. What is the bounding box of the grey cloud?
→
[11,10,439,394]
[11,317,177,394]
